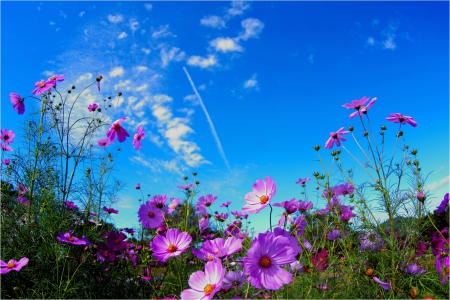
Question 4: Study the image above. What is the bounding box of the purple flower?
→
[32,79,55,96]
[415,241,427,256]
[17,184,28,195]
[180,260,225,300]
[373,276,391,290]
[403,263,427,275]
[327,229,343,241]
[1,143,13,152]
[430,228,449,257]
[123,228,135,235]
[103,206,118,214]
[96,242,115,262]
[386,113,417,127]
[291,214,307,237]
[97,139,111,148]
[273,227,302,255]
[167,198,181,214]
[148,194,168,210]
[220,201,232,207]
[10,93,25,115]
[1,129,15,145]
[65,201,78,210]
[244,231,297,290]
[106,231,127,251]
[437,193,449,214]
[231,211,245,219]
[325,127,350,149]
[106,117,130,143]
[359,231,384,251]
[17,196,29,206]
[135,183,140,190]
[177,183,196,190]
[47,74,65,82]
[342,96,377,119]
[340,205,357,222]
[298,200,313,213]
[296,177,310,186]
[337,183,354,196]
[214,212,228,222]
[273,198,300,227]
[222,270,247,289]
[199,214,210,232]
[303,239,312,251]
[196,194,217,214]
[150,228,192,262]
[224,220,242,238]
[133,125,145,150]
[201,236,243,260]
[436,255,450,284]
[138,204,164,229]
[242,176,276,214]
[57,231,91,246]
[0,257,29,274]
[88,103,98,112]
[2,159,10,165]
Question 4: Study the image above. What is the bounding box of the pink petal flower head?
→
[47,74,65,82]
[180,259,225,300]
[96,75,103,91]
[88,103,98,112]
[138,204,164,229]
[437,193,449,214]
[343,96,377,119]
[32,79,55,96]
[1,129,15,145]
[167,198,181,214]
[196,194,217,213]
[325,127,350,149]
[199,214,210,232]
[148,194,168,210]
[298,200,313,213]
[222,270,247,289]
[214,212,228,222]
[65,201,79,210]
[135,183,141,190]
[150,228,192,262]
[273,228,302,255]
[244,231,296,290]
[373,276,391,290]
[17,196,29,206]
[0,257,29,274]
[17,184,28,195]
[296,177,310,186]
[220,201,232,207]
[385,113,417,127]
[242,176,276,214]
[2,159,11,165]
[106,117,130,143]
[1,143,13,152]
[97,138,111,148]
[103,206,118,214]
[57,231,91,246]
[133,125,145,151]
[311,248,328,272]
[177,183,196,190]
[10,93,25,115]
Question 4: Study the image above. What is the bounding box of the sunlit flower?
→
[196,194,217,214]
[220,201,232,207]
[97,139,111,148]
[10,92,25,115]
[200,236,243,260]
[57,231,91,246]
[1,129,15,145]
[199,214,210,232]
[47,74,65,82]
[65,201,78,210]
[242,176,276,214]
[88,103,98,112]
[291,214,307,237]
[0,257,29,274]
[177,183,196,190]
[298,200,313,213]
[150,228,192,262]
[311,248,328,272]
[167,198,181,214]
[296,177,310,186]
[337,183,354,196]
[222,270,247,289]
[342,96,377,119]
[386,113,417,127]
[180,260,225,300]
[2,159,10,165]
[1,143,13,152]
[133,125,145,150]
[106,117,130,143]
[437,193,449,214]
[32,79,55,96]
[273,198,300,227]
[214,212,228,222]
[325,127,350,149]
[273,228,302,255]
[148,194,168,210]
[138,204,164,229]
[373,276,391,290]
[103,206,118,214]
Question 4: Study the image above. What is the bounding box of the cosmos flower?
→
[180,260,225,300]
[325,127,350,149]
[148,195,168,210]
[2,159,10,165]
[273,198,300,227]
[199,214,210,232]
[242,176,276,214]
[373,276,391,290]
[220,201,232,207]
[10,93,25,115]
[138,204,164,229]
[96,75,103,91]
[17,196,29,206]
[65,201,79,210]
[437,193,449,214]
[337,183,354,196]
[214,212,228,222]
[1,128,15,145]
[0,257,29,274]
[273,228,302,255]
[196,194,217,214]
[106,117,130,143]
[177,183,196,190]
[311,248,328,272]
[167,198,181,214]
[106,231,127,252]
[327,229,343,241]
[200,236,243,260]
[342,96,377,119]
[32,79,55,96]
[123,228,136,235]
[222,270,247,289]
[88,103,98,112]
[291,214,307,237]
[298,200,313,213]
[296,177,310,185]
[385,113,417,127]
[17,183,28,195]
[103,206,118,214]
[47,74,65,82]
[150,228,192,262]
[57,231,91,246]
[244,231,296,290]
[135,183,140,190]
[403,263,427,275]
[359,231,384,251]
[1,143,13,152]
[133,125,145,150]
[436,255,450,284]
[98,139,111,148]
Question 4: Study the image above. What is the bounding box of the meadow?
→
[1,74,449,299]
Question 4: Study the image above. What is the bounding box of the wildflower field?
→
[1,73,449,300]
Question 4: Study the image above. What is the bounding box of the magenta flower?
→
[57,231,91,246]
[214,212,228,222]
[327,229,343,241]
[403,263,427,275]
[231,211,245,219]
[65,201,79,210]
[373,276,391,290]
[273,228,302,255]
[133,125,145,150]
[97,139,111,148]
[17,196,29,206]
[123,228,136,235]
[342,96,377,119]
[2,159,10,165]
[103,206,118,214]
[106,117,130,143]
[177,183,196,190]
[296,177,310,185]
[1,129,15,145]
[386,113,417,127]
[32,79,55,96]
[48,74,65,82]
[436,255,450,284]
[196,194,217,214]
[138,204,164,229]
[88,103,98,112]
[359,231,383,251]
[167,198,181,214]
[244,231,297,290]
[150,228,192,262]
[437,193,449,214]
[200,236,243,260]
[106,231,127,251]
[220,201,232,207]
[17,184,28,195]
[199,215,210,232]
[1,143,12,152]
[291,214,307,237]
[242,176,276,214]
[298,200,313,213]
[337,183,354,196]
[148,194,168,210]
[222,270,247,289]
[0,257,29,274]
[135,183,140,190]
[180,260,225,300]
[311,248,328,272]
[10,93,25,115]
[325,127,350,149]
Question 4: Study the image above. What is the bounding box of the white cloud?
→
[187,55,217,69]
[79,11,85,17]
[110,67,124,78]
[118,32,127,39]
[200,15,226,29]
[210,37,242,52]
[141,47,151,55]
[238,18,264,40]
[76,73,93,83]
[50,21,55,26]
[130,19,139,33]
[426,175,450,192]
[152,25,175,39]
[84,29,88,35]
[144,3,152,11]
[113,79,131,91]
[228,0,250,16]
[382,35,396,50]
[308,54,314,64]
[184,94,199,106]
[59,10,67,18]
[198,84,206,91]
[366,37,375,46]
[135,84,148,92]
[160,47,185,68]
[244,74,258,89]
[55,28,60,32]
[136,66,148,72]
[108,14,123,23]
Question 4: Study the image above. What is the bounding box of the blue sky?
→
[1,1,449,234]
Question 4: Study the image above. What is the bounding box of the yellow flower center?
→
[259,256,271,268]
[260,195,269,204]
[167,244,178,253]
[50,76,56,80]
[7,262,15,269]
[206,255,214,261]
[204,284,215,295]
[39,82,46,88]
[68,237,75,242]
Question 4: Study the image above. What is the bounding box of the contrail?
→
[183,66,232,172]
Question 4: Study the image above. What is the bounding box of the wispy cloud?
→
[129,19,139,33]
[227,0,250,16]
[144,3,153,11]
[201,15,226,29]
[183,67,231,172]
[118,32,127,39]
[110,67,125,78]
[108,14,123,23]
[243,74,258,89]
[187,55,217,69]
[210,37,242,53]
[79,11,85,17]
[308,54,314,64]
[160,47,186,68]
[142,48,151,55]
[152,25,176,39]
[238,18,264,41]
[426,175,450,192]
[382,35,396,50]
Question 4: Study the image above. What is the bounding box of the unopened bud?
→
[314,145,320,151]
[363,131,368,137]
[417,192,426,203]
[348,126,354,132]
[397,131,403,137]
[118,91,122,96]
[381,125,386,130]
[411,149,418,155]
[366,268,374,277]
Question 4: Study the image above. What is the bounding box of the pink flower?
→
[88,103,98,112]
[97,139,111,148]
[57,231,91,246]
[167,198,181,214]
[17,196,29,206]
[1,129,15,145]
[1,143,12,152]
[325,127,350,149]
[133,125,145,150]
[65,201,78,210]
[311,248,328,272]
[32,79,55,96]
[180,260,225,300]
[103,206,118,214]
[10,93,25,115]
[342,96,377,119]
[138,204,164,229]
[296,177,310,186]
[385,113,417,127]
[135,183,141,190]
[437,193,449,214]
[177,183,196,190]
[150,228,192,262]
[2,159,10,165]
[199,215,210,232]
[47,74,65,82]
[242,176,276,214]
[373,276,391,290]
[106,117,130,143]
[220,201,232,207]
[0,257,29,274]
[17,184,28,195]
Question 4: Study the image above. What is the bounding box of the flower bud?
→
[397,131,403,137]
[118,91,122,96]
[72,85,75,89]
[381,125,386,130]
[314,145,320,151]
[192,171,197,176]
[365,268,374,277]
[410,288,419,299]
[411,149,418,155]
[417,192,426,203]
[96,75,103,82]
[67,90,71,94]
[348,126,354,132]
[363,131,368,137]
